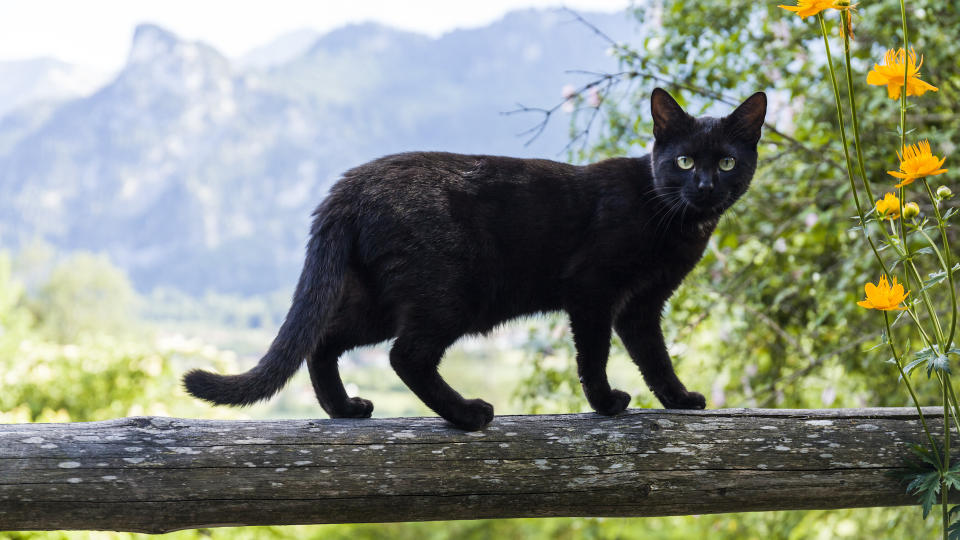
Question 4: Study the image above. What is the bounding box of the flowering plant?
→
[780,0,957,535]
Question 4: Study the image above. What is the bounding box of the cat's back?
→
[336,151,578,196]
[324,151,589,227]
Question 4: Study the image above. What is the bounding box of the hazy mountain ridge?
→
[0,9,637,295]
[0,58,108,119]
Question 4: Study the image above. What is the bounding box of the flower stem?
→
[947,382,960,438]
[817,14,889,276]
[885,311,943,467]
[921,178,959,348]
[896,1,916,346]
[841,12,875,204]
[944,372,951,538]
[898,3,949,536]
[905,257,945,344]
[818,14,857,210]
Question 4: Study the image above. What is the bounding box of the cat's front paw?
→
[661,391,706,410]
[330,397,374,418]
[591,389,632,416]
[446,399,495,431]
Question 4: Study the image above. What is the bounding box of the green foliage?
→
[0,253,34,364]
[895,444,960,521]
[557,0,960,410]
[30,252,138,343]
[0,250,238,424]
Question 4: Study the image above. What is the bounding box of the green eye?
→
[719,157,736,171]
[676,156,694,170]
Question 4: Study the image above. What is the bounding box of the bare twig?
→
[507,8,841,169]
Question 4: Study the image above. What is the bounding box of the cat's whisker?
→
[652,195,686,239]
[645,193,679,230]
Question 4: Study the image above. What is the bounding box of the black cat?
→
[184,88,766,430]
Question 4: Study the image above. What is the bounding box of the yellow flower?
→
[887,140,948,188]
[866,48,938,100]
[857,275,909,311]
[778,0,852,19]
[874,192,900,219]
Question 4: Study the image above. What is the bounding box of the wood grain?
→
[0,408,943,533]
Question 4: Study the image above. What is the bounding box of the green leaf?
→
[928,355,951,377]
[947,519,960,540]
[892,308,911,327]
[916,472,941,519]
[945,470,960,492]
[902,356,925,376]
[949,503,960,518]
[911,346,952,378]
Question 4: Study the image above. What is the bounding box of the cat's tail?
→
[183,213,351,406]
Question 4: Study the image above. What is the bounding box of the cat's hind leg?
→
[388,323,494,431]
[308,340,374,418]
[306,269,388,419]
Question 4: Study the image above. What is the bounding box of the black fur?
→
[184,88,767,430]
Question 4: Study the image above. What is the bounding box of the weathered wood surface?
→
[0,407,948,533]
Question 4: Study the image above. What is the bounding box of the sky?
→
[0,0,631,73]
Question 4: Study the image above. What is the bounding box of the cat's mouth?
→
[681,194,728,215]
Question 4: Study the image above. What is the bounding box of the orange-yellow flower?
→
[887,140,948,188]
[874,192,900,219]
[857,275,909,311]
[866,48,938,100]
[778,0,852,19]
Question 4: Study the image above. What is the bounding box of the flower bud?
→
[903,201,920,219]
[937,185,954,200]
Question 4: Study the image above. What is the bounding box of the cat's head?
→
[649,88,766,220]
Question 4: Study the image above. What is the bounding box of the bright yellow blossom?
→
[778,0,852,19]
[887,140,948,188]
[857,275,909,311]
[874,192,901,219]
[866,48,938,100]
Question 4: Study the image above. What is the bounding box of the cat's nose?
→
[697,177,714,192]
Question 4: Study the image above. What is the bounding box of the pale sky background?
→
[0,0,631,73]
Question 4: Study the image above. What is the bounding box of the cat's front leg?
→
[614,297,706,410]
[568,310,631,416]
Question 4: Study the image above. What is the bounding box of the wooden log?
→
[0,407,945,533]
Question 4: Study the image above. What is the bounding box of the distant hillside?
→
[0,58,107,118]
[0,9,638,295]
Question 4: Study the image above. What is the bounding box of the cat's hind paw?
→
[330,397,374,419]
[661,391,706,410]
[446,399,495,431]
[591,389,632,416]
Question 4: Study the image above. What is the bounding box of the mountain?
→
[0,58,107,118]
[238,29,322,70]
[0,9,638,295]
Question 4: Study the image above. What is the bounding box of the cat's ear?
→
[725,92,767,144]
[650,88,691,140]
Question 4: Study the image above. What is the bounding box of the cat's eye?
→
[676,156,694,170]
[719,157,736,171]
